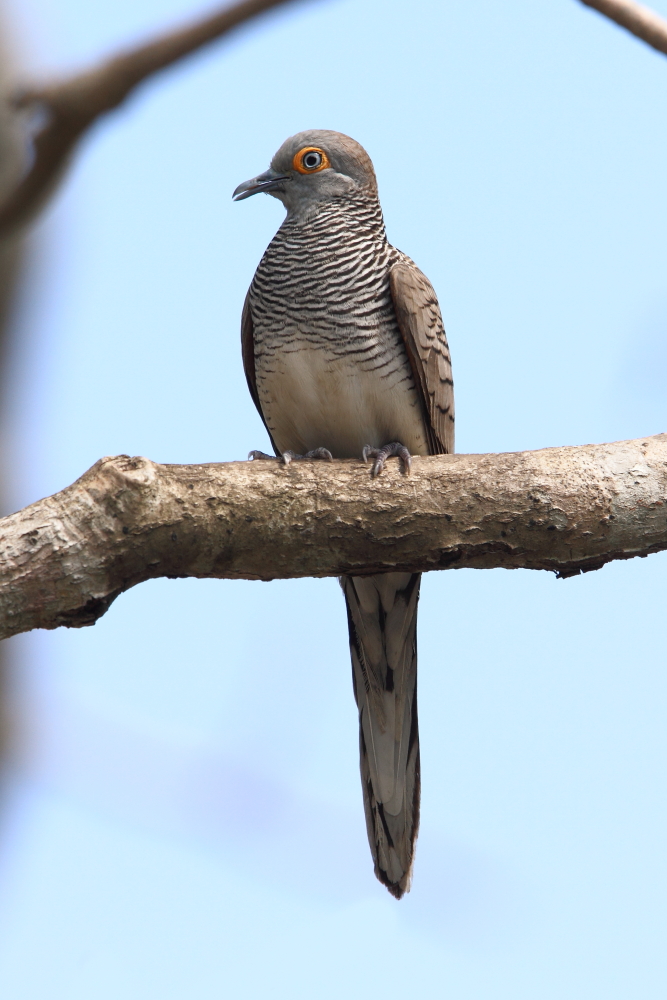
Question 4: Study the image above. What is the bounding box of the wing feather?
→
[241,290,280,457]
[390,262,455,455]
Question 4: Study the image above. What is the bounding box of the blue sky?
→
[1,0,667,996]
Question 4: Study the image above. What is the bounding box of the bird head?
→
[232,130,378,216]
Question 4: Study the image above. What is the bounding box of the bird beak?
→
[232,167,290,201]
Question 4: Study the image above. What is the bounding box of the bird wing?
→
[241,290,280,457]
[389,261,455,456]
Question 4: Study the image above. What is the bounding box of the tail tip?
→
[377,866,413,900]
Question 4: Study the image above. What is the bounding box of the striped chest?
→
[247,199,429,459]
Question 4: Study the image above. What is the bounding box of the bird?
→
[233,130,454,898]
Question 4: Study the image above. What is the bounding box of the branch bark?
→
[1,434,666,641]
[580,0,667,56]
[0,0,313,237]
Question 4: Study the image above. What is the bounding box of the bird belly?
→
[255,339,429,459]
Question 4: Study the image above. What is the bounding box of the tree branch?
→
[0,0,313,237]
[579,0,667,56]
[1,434,666,641]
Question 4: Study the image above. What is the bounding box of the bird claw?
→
[282,447,333,465]
[362,442,412,478]
[248,450,276,460]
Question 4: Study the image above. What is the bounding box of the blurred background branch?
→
[0,0,665,249]
[0,0,311,238]
[0,8,28,762]
[580,0,667,55]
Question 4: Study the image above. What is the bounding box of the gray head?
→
[233,130,378,217]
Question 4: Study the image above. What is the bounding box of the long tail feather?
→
[341,572,421,899]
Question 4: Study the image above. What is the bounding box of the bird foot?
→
[281,447,333,465]
[362,441,412,478]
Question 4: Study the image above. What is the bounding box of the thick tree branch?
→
[580,0,667,56]
[1,434,666,641]
[0,0,313,237]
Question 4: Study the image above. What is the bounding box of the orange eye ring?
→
[293,147,330,174]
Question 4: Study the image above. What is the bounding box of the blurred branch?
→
[0,6,29,761]
[1,434,666,640]
[580,0,667,56]
[0,0,313,237]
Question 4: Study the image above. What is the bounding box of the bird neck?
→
[281,195,387,242]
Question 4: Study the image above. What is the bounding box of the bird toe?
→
[362,442,412,478]
[281,447,333,465]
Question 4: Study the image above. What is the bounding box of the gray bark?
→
[1,434,666,641]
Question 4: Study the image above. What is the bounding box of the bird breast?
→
[248,204,430,459]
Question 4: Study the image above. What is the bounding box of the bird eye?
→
[293,147,330,174]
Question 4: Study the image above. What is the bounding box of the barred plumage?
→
[248,196,431,461]
[234,129,454,898]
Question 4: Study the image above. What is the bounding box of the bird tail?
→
[341,572,421,899]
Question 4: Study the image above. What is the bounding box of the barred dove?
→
[234,130,454,898]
